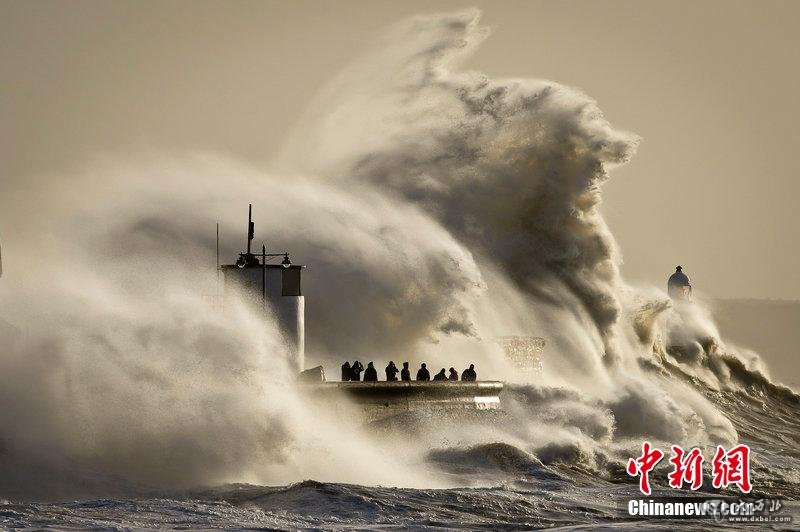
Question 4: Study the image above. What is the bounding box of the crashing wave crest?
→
[0,9,796,501]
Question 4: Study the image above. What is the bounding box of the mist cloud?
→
[0,9,779,500]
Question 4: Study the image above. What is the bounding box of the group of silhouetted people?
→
[341,360,477,382]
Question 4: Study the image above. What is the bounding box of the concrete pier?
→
[301,380,503,422]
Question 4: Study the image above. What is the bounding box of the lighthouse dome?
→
[667,266,692,300]
[668,266,691,287]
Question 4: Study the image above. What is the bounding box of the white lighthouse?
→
[220,205,305,373]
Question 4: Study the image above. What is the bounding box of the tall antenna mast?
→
[215,223,220,289]
[246,204,254,256]
[262,244,267,308]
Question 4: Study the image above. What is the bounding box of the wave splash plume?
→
[0,9,797,528]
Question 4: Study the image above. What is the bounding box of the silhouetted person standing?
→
[433,368,447,381]
[401,362,411,381]
[461,364,477,381]
[351,360,364,381]
[341,361,352,381]
[385,361,399,381]
[416,363,430,381]
[448,367,458,381]
[364,362,378,382]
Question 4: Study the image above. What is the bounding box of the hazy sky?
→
[2,0,798,299]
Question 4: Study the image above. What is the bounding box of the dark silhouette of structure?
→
[461,364,477,381]
[416,363,430,381]
[351,360,364,381]
[401,362,411,381]
[341,361,352,381]
[433,368,447,381]
[364,362,378,382]
[219,204,305,372]
[448,367,458,381]
[668,265,692,300]
[385,361,399,381]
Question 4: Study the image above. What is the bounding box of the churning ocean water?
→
[2,377,798,529]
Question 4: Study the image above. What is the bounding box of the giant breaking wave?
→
[0,10,797,505]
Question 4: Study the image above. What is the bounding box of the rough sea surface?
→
[3,381,798,530]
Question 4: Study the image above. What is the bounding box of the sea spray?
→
[0,10,794,504]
